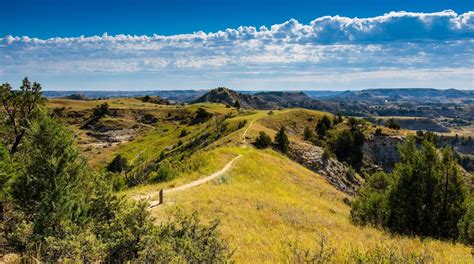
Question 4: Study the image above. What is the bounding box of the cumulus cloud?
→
[0,10,473,89]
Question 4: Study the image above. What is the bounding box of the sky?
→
[1,0,473,91]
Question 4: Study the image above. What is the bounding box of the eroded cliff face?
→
[288,141,362,195]
[363,135,404,172]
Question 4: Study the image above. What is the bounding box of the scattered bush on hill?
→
[329,128,365,170]
[254,131,272,149]
[191,107,213,124]
[107,154,129,173]
[275,126,290,154]
[179,128,188,137]
[315,115,332,138]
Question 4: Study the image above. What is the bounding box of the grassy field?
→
[127,147,471,262]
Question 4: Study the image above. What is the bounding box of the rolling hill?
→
[45,98,473,263]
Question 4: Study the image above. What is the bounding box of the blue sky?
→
[1,0,473,90]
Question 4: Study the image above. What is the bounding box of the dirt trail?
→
[146,155,242,207]
[142,118,254,208]
[242,119,254,145]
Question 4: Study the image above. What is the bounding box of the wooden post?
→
[159,189,164,205]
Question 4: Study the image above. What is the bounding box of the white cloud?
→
[0,10,473,89]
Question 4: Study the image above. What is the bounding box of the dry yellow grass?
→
[143,147,471,263]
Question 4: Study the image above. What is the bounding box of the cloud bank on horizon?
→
[1,10,473,90]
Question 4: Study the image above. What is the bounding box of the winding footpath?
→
[143,118,254,208]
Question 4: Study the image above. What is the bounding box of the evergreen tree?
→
[0,78,45,154]
[316,115,331,138]
[275,126,289,154]
[233,100,241,110]
[11,111,93,236]
[351,136,468,241]
[330,129,365,170]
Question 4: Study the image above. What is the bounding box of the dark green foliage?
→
[0,144,16,202]
[81,102,110,129]
[322,147,335,159]
[275,126,289,154]
[179,128,188,137]
[0,78,45,154]
[350,172,393,227]
[2,111,231,262]
[107,154,128,173]
[458,199,473,245]
[92,102,109,118]
[254,131,272,149]
[154,161,176,182]
[384,118,400,130]
[234,100,241,110]
[237,120,247,129]
[303,126,316,141]
[192,107,213,124]
[315,115,331,138]
[330,129,365,170]
[351,137,469,242]
[11,111,93,236]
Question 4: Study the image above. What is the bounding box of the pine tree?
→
[233,100,241,110]
[275,126,289,154]
[11,111,94,236]
[0,78,45,154]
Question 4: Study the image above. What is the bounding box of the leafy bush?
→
[93,103,109,118]
[254,131,272,149]
[316,115,332,138]
[138,212,233,262]
[107,154,128,173]
[192,107,213,124]
[237,120,247,129]
[303,126,316,141]
[329,129,365,170]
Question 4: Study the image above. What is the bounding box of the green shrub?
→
[254,131,272,149]
[316,115,331,138]
[107,154,128,173]
[458,198,473,245]
[275,126,289,154]
[179,129,188,137]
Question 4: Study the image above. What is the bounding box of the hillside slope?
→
[123,109,471,263]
